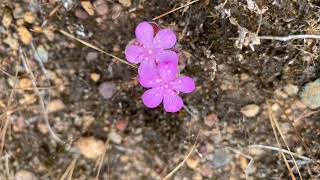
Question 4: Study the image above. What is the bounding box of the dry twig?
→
[59,158,78,180]
[259,34,320,42]
[19,48,64,143]
[267,103,301,180]
[58,29,136,68]
[162,131,200,180]
[152,0,201,21]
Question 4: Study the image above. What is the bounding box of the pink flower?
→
[125,21,178,74]
[139,61,195,112]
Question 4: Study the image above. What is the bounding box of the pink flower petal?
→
[135,22,154,48]
[142,87,164,108]
[156,50,179,65]
[172,76,195,93]
[163,90,183,112]
[153,28,176,49]
[125,44,145,64]
[157,61,178,82]
[138,61,162,88]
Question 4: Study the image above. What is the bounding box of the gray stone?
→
[210,149,232,168]
[99,81,117,100]
[300,79,320,109]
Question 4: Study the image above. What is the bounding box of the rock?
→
[82,115,94,130]
[2,11,12,28]
[109,131,122,144]
[275,89,288,99]
[118,0,132,7]
[34,45,48,63]
[17,26,32,45]
[15,170,36,180]
[75,8,89,19]
[76,137,105,160]
[12,116,25,132]
[19,94,37,105]
[284,84,299,96]
[0,26,5,33]
[111,4,122,20]
[200,163,213,177]
[24,11,36,24]
[300,79,320,109]
[62,0,74,10]
[43,28,55,41]
[13,4,24,18]
[4,35,19,50]
[186,155,199,170]
[37,122,48,134]
[192,173,203,180]
[204,113,218,127]
[90,73,100,82]
[115,119,128,131]
[211,149,232,168]
[86,52,98,61]
[94,0,109,16]
[47,99,66,113]
[99,81,117,100]
[19,78,32,89]
[240,104,260,117]
[271,103,280,112]
[81,1,95,16]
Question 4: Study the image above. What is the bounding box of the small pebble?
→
[82,115,94,130]
[47,99,66,113]
[19,94,37,105]
[4,35,19,50]
[75,8,89,19]
[192,173,203,180]
[81,1,95,16]
[43,28,55,41]
[76,137,105,160]
[13,4,24,18]
[271,103,280,112]
[17,26,32,45]
[186,155,199,170]
[284,84,299,96]
[94,0,109,16]
[240,104,260,117]
[204,113,218,127]
[19,78,32,89]
[300,79,320,109]
[12,116,25,132]
[200,163,213,177]
[90,73,100,82]
[15,170,35,180]
[86,52,98,61]
[211,149,232,168]
[118,0,132,7]
[275,89,288,99]
[34,45,48,63]
[24,11,36,24]
[99,81,117,100]
[62,0,74,10]
[16,19,25,26]
[2,12,12,28]
[115,119,128,131]
[111,4,122,20]
[109,131,122,144]
[37,122,49,134]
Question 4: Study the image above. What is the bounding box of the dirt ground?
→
[1,0,320,179]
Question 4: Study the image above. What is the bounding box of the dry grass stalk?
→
[267,103,302,180]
